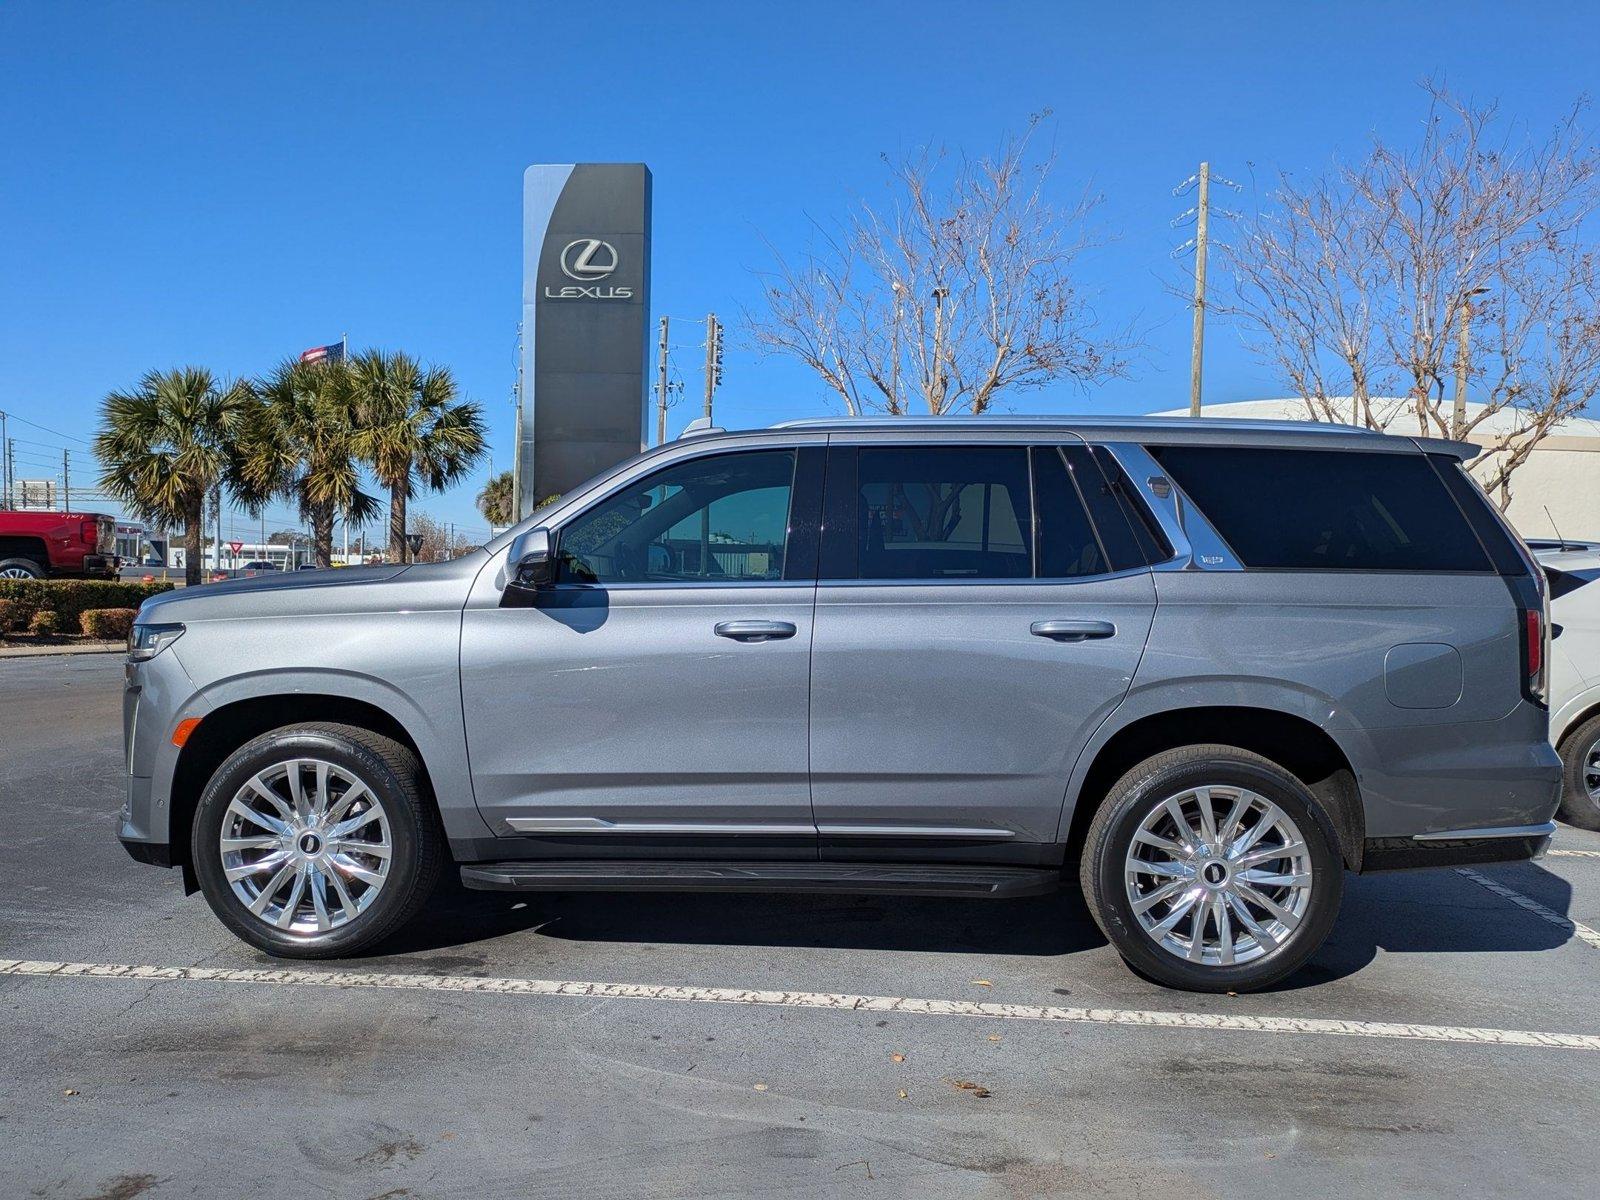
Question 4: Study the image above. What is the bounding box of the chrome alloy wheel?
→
[220,759,391,934]
[0,564,38,578]
[1124,785,1313,968]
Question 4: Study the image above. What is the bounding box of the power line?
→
[0,409,91,446]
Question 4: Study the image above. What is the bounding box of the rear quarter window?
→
[1148,445,1492,572]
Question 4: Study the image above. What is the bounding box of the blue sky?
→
[2,1,1597,540]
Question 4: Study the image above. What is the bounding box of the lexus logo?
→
[560,238,619,281]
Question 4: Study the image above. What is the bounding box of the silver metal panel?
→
[809,573,1157,845]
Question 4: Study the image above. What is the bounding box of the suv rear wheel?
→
[1556,713,1600,831]
[1079,744,1344,992]
[191,723,443,957]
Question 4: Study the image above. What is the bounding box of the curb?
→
[0,641,123,660]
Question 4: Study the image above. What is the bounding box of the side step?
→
[459,860,1060,899]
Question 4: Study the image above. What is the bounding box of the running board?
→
[459,861,1060,898]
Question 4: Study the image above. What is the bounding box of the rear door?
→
[808,437,1158,856]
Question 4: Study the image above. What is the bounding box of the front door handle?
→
[1031,619,1116,642]
[715,620,798,643]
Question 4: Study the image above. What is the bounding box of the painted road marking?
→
[1548,849,1600,859]
[1457,867,1600,952]
[1,958,1597,1052]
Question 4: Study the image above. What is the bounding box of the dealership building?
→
[1155,398,1600,542]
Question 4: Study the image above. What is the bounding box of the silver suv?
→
[119,417,1562,991]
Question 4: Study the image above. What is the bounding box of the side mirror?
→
[508,527,556,589]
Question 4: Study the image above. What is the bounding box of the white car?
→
[1538,548,1600,829]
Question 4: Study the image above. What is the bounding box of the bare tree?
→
[1222,84,1600,507]
[748,114,1134,415]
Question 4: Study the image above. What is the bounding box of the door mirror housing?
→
[508,527,556,589]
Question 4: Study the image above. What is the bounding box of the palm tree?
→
[348,350,487,561]
[476,469,514,529]
[95,367,251,586]
[233,360,380,568]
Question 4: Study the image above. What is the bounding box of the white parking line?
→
[1456,867,1600,951]
[2,958,1597,1053]
[1548,849,1600,859]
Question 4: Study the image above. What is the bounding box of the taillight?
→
[1521,606,1548,705]
[81,518,97,546]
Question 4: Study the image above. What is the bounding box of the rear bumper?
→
[1360,821,1556,872]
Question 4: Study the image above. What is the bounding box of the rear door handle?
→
[715,620,798,643]
[1031,619,1116,642]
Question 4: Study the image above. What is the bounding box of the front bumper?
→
[1361,821,1556,872]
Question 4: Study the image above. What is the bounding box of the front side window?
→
[855,446,1032,579]
[1149,445,1492,572]
[558,449,795,584]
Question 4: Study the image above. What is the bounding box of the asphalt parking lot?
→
[2,654,1598,1199]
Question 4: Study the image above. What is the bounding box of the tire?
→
[1078,744,1345,993]
[1556,714,1600,831]
[0,557,45,579]
[191,722,444,958]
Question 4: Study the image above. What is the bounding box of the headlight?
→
[128,622,185,662]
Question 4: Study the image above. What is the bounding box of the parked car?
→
[238,560,279,573]
[0,510,117,578]
[1535,547,1600,829]
[118,416,1561,992]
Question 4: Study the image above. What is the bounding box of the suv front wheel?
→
[191,723,443,958]
[1079,744,1344,992]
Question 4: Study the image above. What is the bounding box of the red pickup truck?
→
[0,511,118,578]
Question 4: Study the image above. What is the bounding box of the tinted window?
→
[1090,445,1174,565]
[855,446,1031,579]
[1031,447,1110,577]
[559,450,795,584]
[1149,446,1492,572]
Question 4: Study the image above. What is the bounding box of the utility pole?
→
[1189,162,1210,418]
[1452,286,1490,441]
[656,316,671,445]
[5,439,14,510]
[703,313,722,422]
[0,410,8,509]
[1171,163,1239,418]
[62,450,69,511]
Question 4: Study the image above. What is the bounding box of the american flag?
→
[299,341,345,364]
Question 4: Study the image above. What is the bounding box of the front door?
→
[460,444,823,857]
[808,441,1157,856]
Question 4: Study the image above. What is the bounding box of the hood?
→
[136,554,486,623]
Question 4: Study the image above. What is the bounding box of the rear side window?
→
[855,446,1032,579]
[1148,446,1492,572]
[1090,445,1174,566]
[1031,447,1111,577]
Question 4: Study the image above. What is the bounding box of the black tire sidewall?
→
[1558,715,1600,831]
[191,727,429,957]
[1086,752,1344,993]
[0,557,45,579]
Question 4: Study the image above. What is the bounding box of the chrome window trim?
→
[1095,442,1243,573]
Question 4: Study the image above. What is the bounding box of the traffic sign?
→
[227,541,243,555]
[406,533,424,556]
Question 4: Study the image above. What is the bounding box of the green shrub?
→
[0,579,174,627]
[28,609,63,636]
[80,608,138,640]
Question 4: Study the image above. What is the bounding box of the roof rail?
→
[678,417,724,439]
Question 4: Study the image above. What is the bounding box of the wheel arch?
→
[1063,704,1365,871]
[167,693,443,890]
